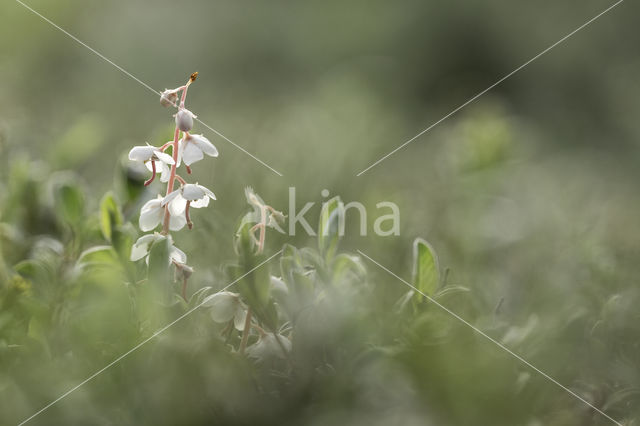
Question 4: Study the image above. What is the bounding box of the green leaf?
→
[78,246,118,266]
[147,236,171,290]
[231,226,272,319]
[332,253,366,282]
[318,196,342,260]
[111,223,135,260]
[54,182,85,225]
[412,238,440,303]
[99,192,122,241]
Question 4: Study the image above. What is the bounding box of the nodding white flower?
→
[129,144,175,185]
[201,291,248,330]
[145,158,171,183]
[130,233,187,264]
[177,133,218,167]
[159,88,179,107]
[128,144,175,165]
[175,108,196,132]
[139,195,186,231]
[163,183,216,213]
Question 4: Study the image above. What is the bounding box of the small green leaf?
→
[78,246,118,266]
[111,223,135,260]
[99,192,122,241]
[332,253,366,282]
[318,196,342,260]
[148,236,171,290]
[412,238,440,302]
[54,182,85,225]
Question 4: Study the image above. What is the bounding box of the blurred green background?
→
[1,0,639,425]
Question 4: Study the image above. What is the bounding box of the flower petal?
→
[192,135,218,157]
[128,146,155,162]
[139,198,163,231]
[200,185,216,200]
[169,211,187,231]
[130,242,150,261]
[153,149,175,165]
[170,245,187,264]
[182,141,204,166]
[130,234,164,261]
[182,184,206,201]
[190,197,209,209]
[162,189,181,207]
[202,292,239,323]
[158,162,172,182]
[169,195,188,215]
[176,139,183,167]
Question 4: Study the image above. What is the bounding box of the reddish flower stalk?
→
[162,76,194,235]
[144,161,157,186]
[185,201,193,230]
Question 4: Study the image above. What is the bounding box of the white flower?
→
[128,144,174,166]
[139,195,186,231]
[145,159,172,183]
[270,276,288,294]
[162,183,216,216]
[175,108,196,132]
[129,144,175,185]
[201,291,247,330]
[130,233,187,264]
[177,134,218,166]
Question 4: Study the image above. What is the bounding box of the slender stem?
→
[239,308,253,355]
[161,126,180,235]
[144,161,156,186]
[251,323,267,336]
[257,206,267,254]
[181,277,188,301]
[185,201,192,229]
[161,77,193,234]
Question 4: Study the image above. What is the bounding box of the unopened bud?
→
[160,89,179,107]
[271,210,286,223]
[175,109,195,132]
[178,263,194,280]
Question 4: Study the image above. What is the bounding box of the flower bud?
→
[175,109,194,132]
[160,89,178,107]
[176,263,193,280]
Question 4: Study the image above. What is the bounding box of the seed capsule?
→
[160,89,178,107]
[175,109,194,132]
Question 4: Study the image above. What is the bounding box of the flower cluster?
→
[128,73,218,299]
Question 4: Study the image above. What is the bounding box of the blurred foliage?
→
[1,0,640,425]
